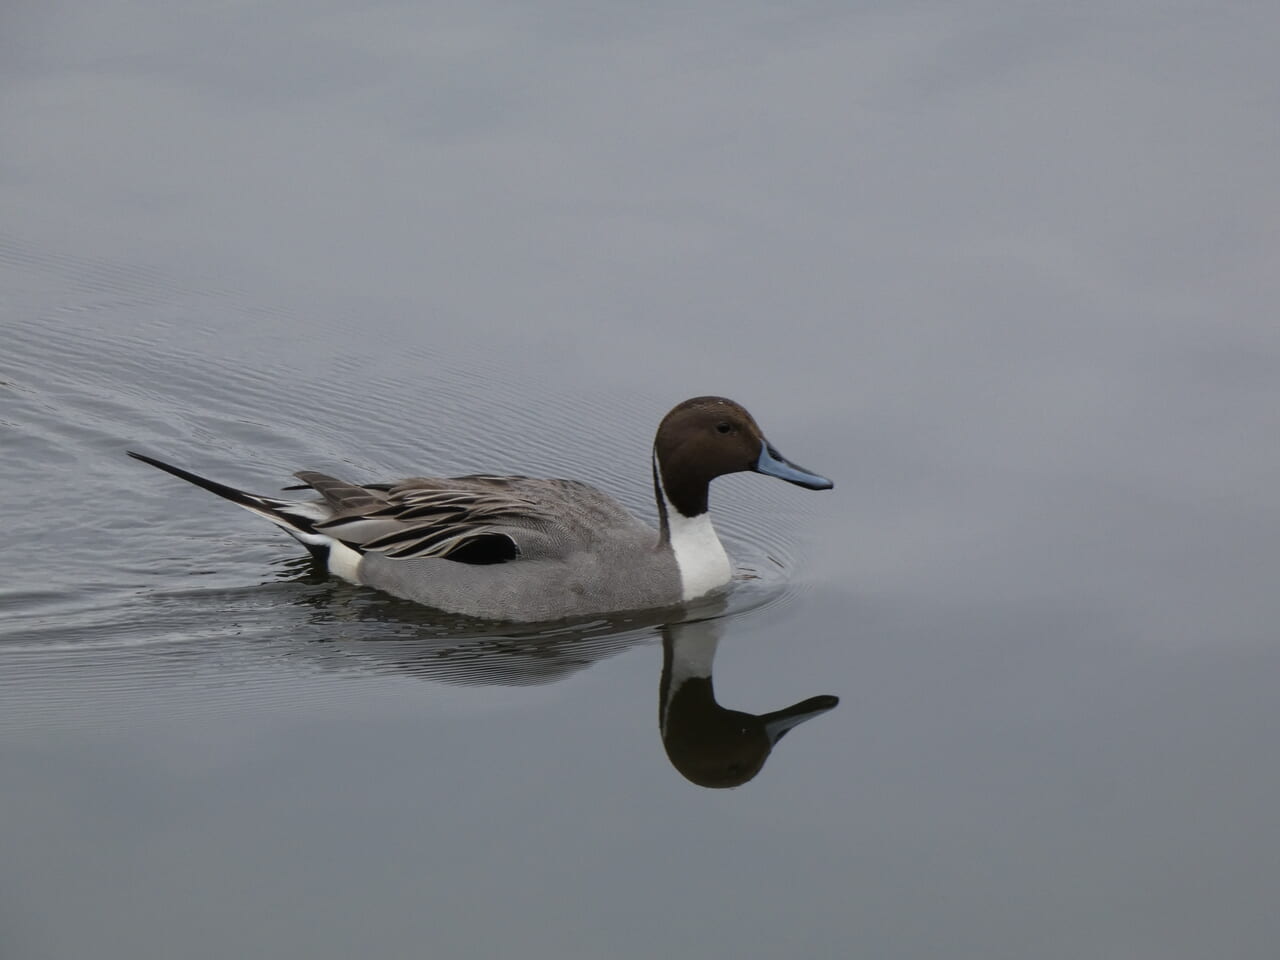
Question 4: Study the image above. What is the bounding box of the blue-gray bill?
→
[754,442,834,490]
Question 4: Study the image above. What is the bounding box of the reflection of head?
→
[660,620,838,789]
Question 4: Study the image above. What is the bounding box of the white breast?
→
[667,509,732,601]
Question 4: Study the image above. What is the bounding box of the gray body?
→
[342,476,683,621]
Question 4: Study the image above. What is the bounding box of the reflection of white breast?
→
[667,510,732,602]
[666,626,720,688]
[660,622,723,734]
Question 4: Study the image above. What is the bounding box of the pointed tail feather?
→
[127,450,334,560]
[128,451,279,510]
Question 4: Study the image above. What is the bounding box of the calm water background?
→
[3,3,1280,958]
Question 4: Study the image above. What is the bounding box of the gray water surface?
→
[4,3,1280,958]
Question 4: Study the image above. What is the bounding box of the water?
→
[4,3,1280,958]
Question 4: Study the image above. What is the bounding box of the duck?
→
[129,396,832,622]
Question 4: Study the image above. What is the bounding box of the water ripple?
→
[1,239,830,717]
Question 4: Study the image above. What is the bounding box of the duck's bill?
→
[754,442,834,490]
[762,694,840,745]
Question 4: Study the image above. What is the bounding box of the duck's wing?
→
[295,472,558,564]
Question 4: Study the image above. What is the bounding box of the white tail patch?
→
[245,502,361,584]
[226,498,363,583]
[325,539,363,584]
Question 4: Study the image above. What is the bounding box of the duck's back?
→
[355,476,682,621]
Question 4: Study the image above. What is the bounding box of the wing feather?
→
[310,480,553,563]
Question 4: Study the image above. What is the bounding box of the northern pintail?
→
[129,396,832,621]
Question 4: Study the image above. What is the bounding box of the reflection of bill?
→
[660,619,838,789]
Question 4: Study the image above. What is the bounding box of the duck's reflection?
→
[660,618,838,788]
[284,571,838,787]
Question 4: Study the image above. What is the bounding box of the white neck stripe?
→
[654,454,732,601]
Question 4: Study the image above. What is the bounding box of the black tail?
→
[128,450,269,511]
[128,450,329,562]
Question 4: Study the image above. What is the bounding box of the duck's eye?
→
[715,421,732,435]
